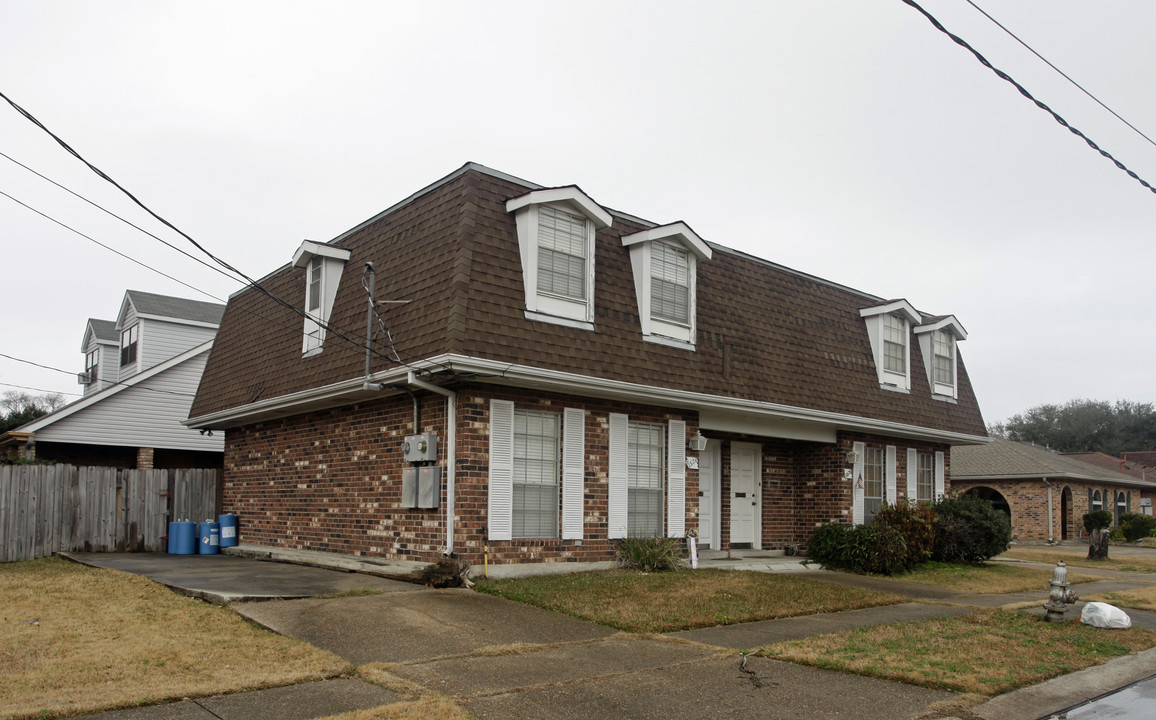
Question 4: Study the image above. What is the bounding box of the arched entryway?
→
[963,486,1012,519]
[1061,486,1073,540]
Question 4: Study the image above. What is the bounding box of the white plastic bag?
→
[1079,601,1132,629]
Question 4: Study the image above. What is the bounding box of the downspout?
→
[1042,478,1054,543]
[407,371,456,556]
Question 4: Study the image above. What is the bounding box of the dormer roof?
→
[859,298,920,324]
[915,314,968,341]
[621,222,712,260]
[118,290,225,328]
[81,318,119,351]
[506,185,613,229]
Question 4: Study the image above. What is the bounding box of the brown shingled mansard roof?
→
[188,163,987,440]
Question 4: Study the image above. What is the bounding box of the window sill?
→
[302,347,324,358]
[931,393,958,404]
[524,310,595,332]
[879,383,910,394]
[643,334,696,351]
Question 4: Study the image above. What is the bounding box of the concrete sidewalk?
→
[64,549,1156,720]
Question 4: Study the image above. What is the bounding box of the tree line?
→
[989,399,1156,458]
[0,391,66,433]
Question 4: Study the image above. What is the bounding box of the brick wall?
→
[951,479,1141,541]
[222,383,954,565]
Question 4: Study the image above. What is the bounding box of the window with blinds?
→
[650,240,690,325]
[883,313,907,375]
[513,409,560,538]
[627,421,664,536]
[537,205,588,301]
[864,446,884,524]
[917,452,934,503]
[933,330,954,387]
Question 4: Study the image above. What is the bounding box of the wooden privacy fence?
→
[0,464,219,562]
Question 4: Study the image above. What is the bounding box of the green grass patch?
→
[762,609,1156,695]
[475,568,903,633]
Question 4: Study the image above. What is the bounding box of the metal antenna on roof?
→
[363,263,381,391]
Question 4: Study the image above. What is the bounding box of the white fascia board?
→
[506,186,613,229]
[20,341,214,433]
[860,299,920,324]
[621,222,712,260]
[188,352,988,445]
[292,240,353,268]
[914,315,968,341]
[134,314,221,330]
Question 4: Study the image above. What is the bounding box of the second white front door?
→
[729,442,760,547]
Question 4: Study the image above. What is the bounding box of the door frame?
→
[729,441,762,549]
[699,439,722,550]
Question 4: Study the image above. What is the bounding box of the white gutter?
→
[187,353,990,446]
[1042,478,1054,543]
[406,371,456,556]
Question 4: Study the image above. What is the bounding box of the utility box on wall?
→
[418,466,441,509]
[401,467,418,508]
[402,433,437,463]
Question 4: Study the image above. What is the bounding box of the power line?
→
[963,0,1156,150]
[0,89,403,366]
[900,0,1156,195]
[0,382,80,398]
[0,149,247,285]
[0,187,227,303]
[0,352,196,398]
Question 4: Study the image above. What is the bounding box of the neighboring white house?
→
[1,290,225,469]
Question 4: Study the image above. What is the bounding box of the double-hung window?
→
[85,348,100,385]
[863,446,884,524]
[512,410,560,539]
[917,452,934,503]
[883,313,907,375]
[120,324,138,366]
[627,421,665,536]
[932,331,954,388]
[292,241,351,355]
[537,206,588,302]
[651,241,690,325]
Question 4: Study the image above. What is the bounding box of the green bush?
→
[616,536,684,572]
[1118,512,1156,542]
[874,502,936,568]
[932,493,1011,563]
[806,521,909,575]
[1083,510,1114,533]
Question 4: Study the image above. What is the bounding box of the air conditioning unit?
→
[77,372,92,385]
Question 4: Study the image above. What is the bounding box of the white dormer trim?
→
[622,223,710,346]
[915,315,967,399]
[860,300,919,391]
[507,186,612,329]
[292,241,352,356]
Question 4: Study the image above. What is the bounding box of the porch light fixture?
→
[688,432,708,452]
[844,450,860,465]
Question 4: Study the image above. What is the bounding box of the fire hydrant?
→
[1043,561,1078,622]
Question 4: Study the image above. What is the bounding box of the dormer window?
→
[292,240,352,356]
[859,299,919,391]
[120,324,139,367]
[507,186,612,330]
[84,348,100,386]
[914,315,967,399]
[622,222,711,348]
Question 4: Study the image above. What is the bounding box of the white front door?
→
[699,440,721,549]
[729,442,761,548]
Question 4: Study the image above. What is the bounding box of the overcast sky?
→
[3,0,1155,428]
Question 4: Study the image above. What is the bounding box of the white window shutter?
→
[562,408,585,540]
[608,413,629,539]
[885,446,897,506]
[934,451,946,500]
[667,420,686,538]
[487,399,515,541]
[852,441,865,525]
[906,448,918,502]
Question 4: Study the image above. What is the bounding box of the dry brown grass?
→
[0,557,348,720]
[762,609,1156,695]
[894,561,1106,593]
[316,696,473,720]
[1000,546,1156,573]
[476,568,902,633]
[1084,586,1156,611]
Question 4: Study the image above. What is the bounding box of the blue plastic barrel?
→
[218,513,238,548]
[198,521,220,555]
[168,521,197,555]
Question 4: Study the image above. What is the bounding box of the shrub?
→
[1083,510,1114,533]
[874,502,936,568]
[806,521,909,575]
[932,493,1011,563]
[616,536,684,572]
[1118,512,1156,542]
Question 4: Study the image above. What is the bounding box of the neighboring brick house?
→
[185,162,987,569]
[952,438,1154,542]
[1062,451,1156,517]
[1,290,225,469]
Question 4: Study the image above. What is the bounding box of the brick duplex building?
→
[186,162,987,569]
